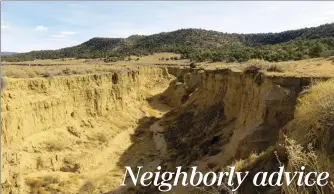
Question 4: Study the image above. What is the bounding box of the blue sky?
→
[1,1,334,52]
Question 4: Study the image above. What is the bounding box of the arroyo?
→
[121,166,249,192]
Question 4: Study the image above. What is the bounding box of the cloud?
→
[35,25,48,32]
[51,31,76,38]
[2,26,80,52]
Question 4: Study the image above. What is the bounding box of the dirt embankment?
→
[152,67,328,193]
[1,66,173,194]
[1,65,331,194]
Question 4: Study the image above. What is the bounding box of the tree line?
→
[3,23,334,62]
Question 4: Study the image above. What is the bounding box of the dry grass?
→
[44,140,66,152]
[26,175,61,194]
[282,79,334,193]
[295,79,334,148]
[283,138,334,194]
[2,53,184,66]
[2,64,119,78]
[2,55,334,78]
[242,61,284,74]
[202,57,334,77]
[1,53,187,78]
[88,132,109,145]
[266,64,284,72]
[230,151,266,172]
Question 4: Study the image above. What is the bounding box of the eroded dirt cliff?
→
[1,65,330,194]
[1,66,173,194]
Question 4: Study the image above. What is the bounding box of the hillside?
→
[2,23,334,62]
[0,52,17,56]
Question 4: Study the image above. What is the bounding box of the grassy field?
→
[2,53,334,78]
[199,57,334,77]
[1,53,184,66]
[1,53,185,78]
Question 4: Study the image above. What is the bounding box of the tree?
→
[310,43,325,57]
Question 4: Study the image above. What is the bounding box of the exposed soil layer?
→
[1,65,327,194]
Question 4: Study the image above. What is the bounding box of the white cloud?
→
[2,26,80,52]
[51,31,76,38]
[35,25,48,32]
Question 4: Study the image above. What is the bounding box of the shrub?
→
[227,56,236,63]
[104,57,118,62]
[243,64,261,74]
[173,56,179,60]
[36,156,44,170]
[27,71,38,78]
[266,64,284,72]
[189,62,197,69]
[26,176,60,194]
[44,141,65,152]
[62,68,71,75]
[67,126,80,138]
[42,71,52,78]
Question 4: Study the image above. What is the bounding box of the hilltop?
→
[2,23,334,62]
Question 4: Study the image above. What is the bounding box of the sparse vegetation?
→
[283,138,334,194]
[26,175,61,194]
[44,140,66,152]
[36,156,44,170]
[242,64,261,74]
[67,126,80,138]
[266,64,284,72]
[294,79,334,147]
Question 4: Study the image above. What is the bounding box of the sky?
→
[1,1,334,53]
